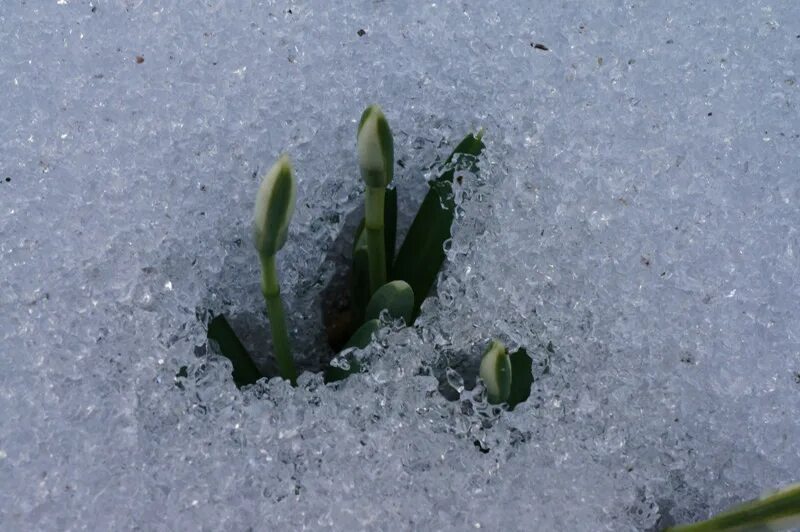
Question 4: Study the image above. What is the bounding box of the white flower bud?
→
[479,340,511,404]
[253,154,296,257]
[357,105,394,188]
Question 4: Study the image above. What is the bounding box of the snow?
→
[1,1,798,530]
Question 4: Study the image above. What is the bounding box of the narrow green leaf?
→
[393,180,451,315]
[344,318,381,349]
[668,483,800,532]
[207,314,263,388]
[442,129,485,172]
[351,221,370,322]
[365,280,414,324]
[324,319,381,383]
[324,356,362,383]
[507,348,533,410]
[353,218,367,254]
[385,187,397,276]
[393,132,485,316]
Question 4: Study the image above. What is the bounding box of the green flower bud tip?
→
[253,154,296,257]
[479,340,512,404]
[357,104,394,188]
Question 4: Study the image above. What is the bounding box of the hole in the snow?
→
[434,344,538,410]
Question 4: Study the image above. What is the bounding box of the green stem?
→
[365,186,386,293]
[260,254,297,385]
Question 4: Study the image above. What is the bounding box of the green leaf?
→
[351,221,370,322]
[324,356,362,383]
[667,483,800,532]
[507,348,533,410]
[392,132,485,316]
[384,187,397,276]
[344,318,381,349]
[365,280,414,324]
[207,314,263,388]
[442,129,485,172]
[324,319,381,383]
[479,340,511,404]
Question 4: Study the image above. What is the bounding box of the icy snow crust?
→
[1,1,799,530]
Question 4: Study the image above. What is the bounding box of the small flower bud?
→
[357,105,394,188]
[479,340,512,404]
[253,154,296,257]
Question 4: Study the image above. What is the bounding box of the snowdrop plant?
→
[253,154,298,385]
[209,104,526,404]
[197,107,795,532]
[357,105,394,293]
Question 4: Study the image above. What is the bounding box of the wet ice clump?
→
[1,1,799,530]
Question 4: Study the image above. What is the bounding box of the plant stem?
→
[365,185,386,293]
[260,254,297,385]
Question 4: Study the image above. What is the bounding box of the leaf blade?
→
[392,132,485,316]
[385,187,397,277]
[324,319,382,383]
[667,484,800,532]
[207,314,263,388]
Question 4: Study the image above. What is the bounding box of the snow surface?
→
[1,1,799,530]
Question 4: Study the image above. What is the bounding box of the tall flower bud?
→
[357,105,394,188]
[253,154,296,258]
[479,340,512,404]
